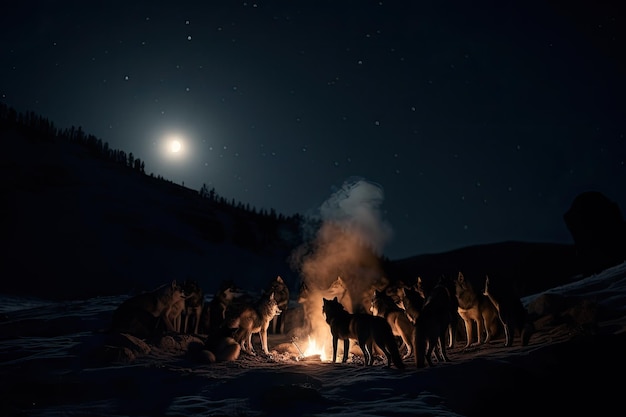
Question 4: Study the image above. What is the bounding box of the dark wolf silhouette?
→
[483,275,533,347]
[322,296,405,369]
[410,277,453,368]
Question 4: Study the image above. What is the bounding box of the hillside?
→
[0,106,586,301]
[388,241,580,297]
[0,112,303,300]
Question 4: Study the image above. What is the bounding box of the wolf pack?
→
[108,271,534,369]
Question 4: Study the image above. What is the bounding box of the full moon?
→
[159,131,190,162]
[170,140,182,153]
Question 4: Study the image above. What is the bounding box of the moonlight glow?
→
[159,133,188,161]
[170,139,181,153]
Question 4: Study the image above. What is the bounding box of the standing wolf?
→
[483,275,533,347]
[233,291,282,356]
[322,296,405,369]
[455,272,499,348]
[326,276,354,313]
[199,279,248,334]
[370,289,415,359]
[181,279,204,334]
[410,277,453,368]
[266,275,290,335]
[110,280,186,339]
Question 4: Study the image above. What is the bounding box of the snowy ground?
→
[1,262,625,416]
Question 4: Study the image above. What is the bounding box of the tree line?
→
[0,102,306,252]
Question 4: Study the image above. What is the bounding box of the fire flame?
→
[303,336,328,362]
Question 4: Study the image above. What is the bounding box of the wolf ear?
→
[276,276,283,283]
[171,280,177,288]
[333,296,338,302]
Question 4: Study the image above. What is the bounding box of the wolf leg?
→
[279,312,286,334]
[399,332,412,359]
[433,339,444,363]
[260,328,269,354]
[414,327,426,368]
[447,323,455,348]
[331,336,339,363]
[476,318,487,344]
[182,314,189,333]
[342,338,350,363]
[193,310,201,334]
[361,341,373,366]
[462,318,474,348]
[425,340,436,367]
[438,328,450,362]
[504,322,513,347]
[249,332,257,355]
[245,332,256,355]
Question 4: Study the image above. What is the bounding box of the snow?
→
[1,262,625,416]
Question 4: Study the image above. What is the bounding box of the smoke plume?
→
[290,177,394,356]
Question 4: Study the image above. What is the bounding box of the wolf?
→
[410,276,453,368]
[370,289,415,359]
[110,280,186,339]
[199,279,248,334]
[202,326,242,362]
[167,279,203,334]
[418,274,460,349]
[326,276,354,313]
[483,275,533,347]
[322,296,405,369]
[455,272,499,348]
[181,279,204,334]
[399,281,426,324]
[266,275,290,335]
[233,291,282,356]
[167,296,186,333]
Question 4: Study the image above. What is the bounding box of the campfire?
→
[291,336,329,362]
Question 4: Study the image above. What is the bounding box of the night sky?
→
[1,0,624,260]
